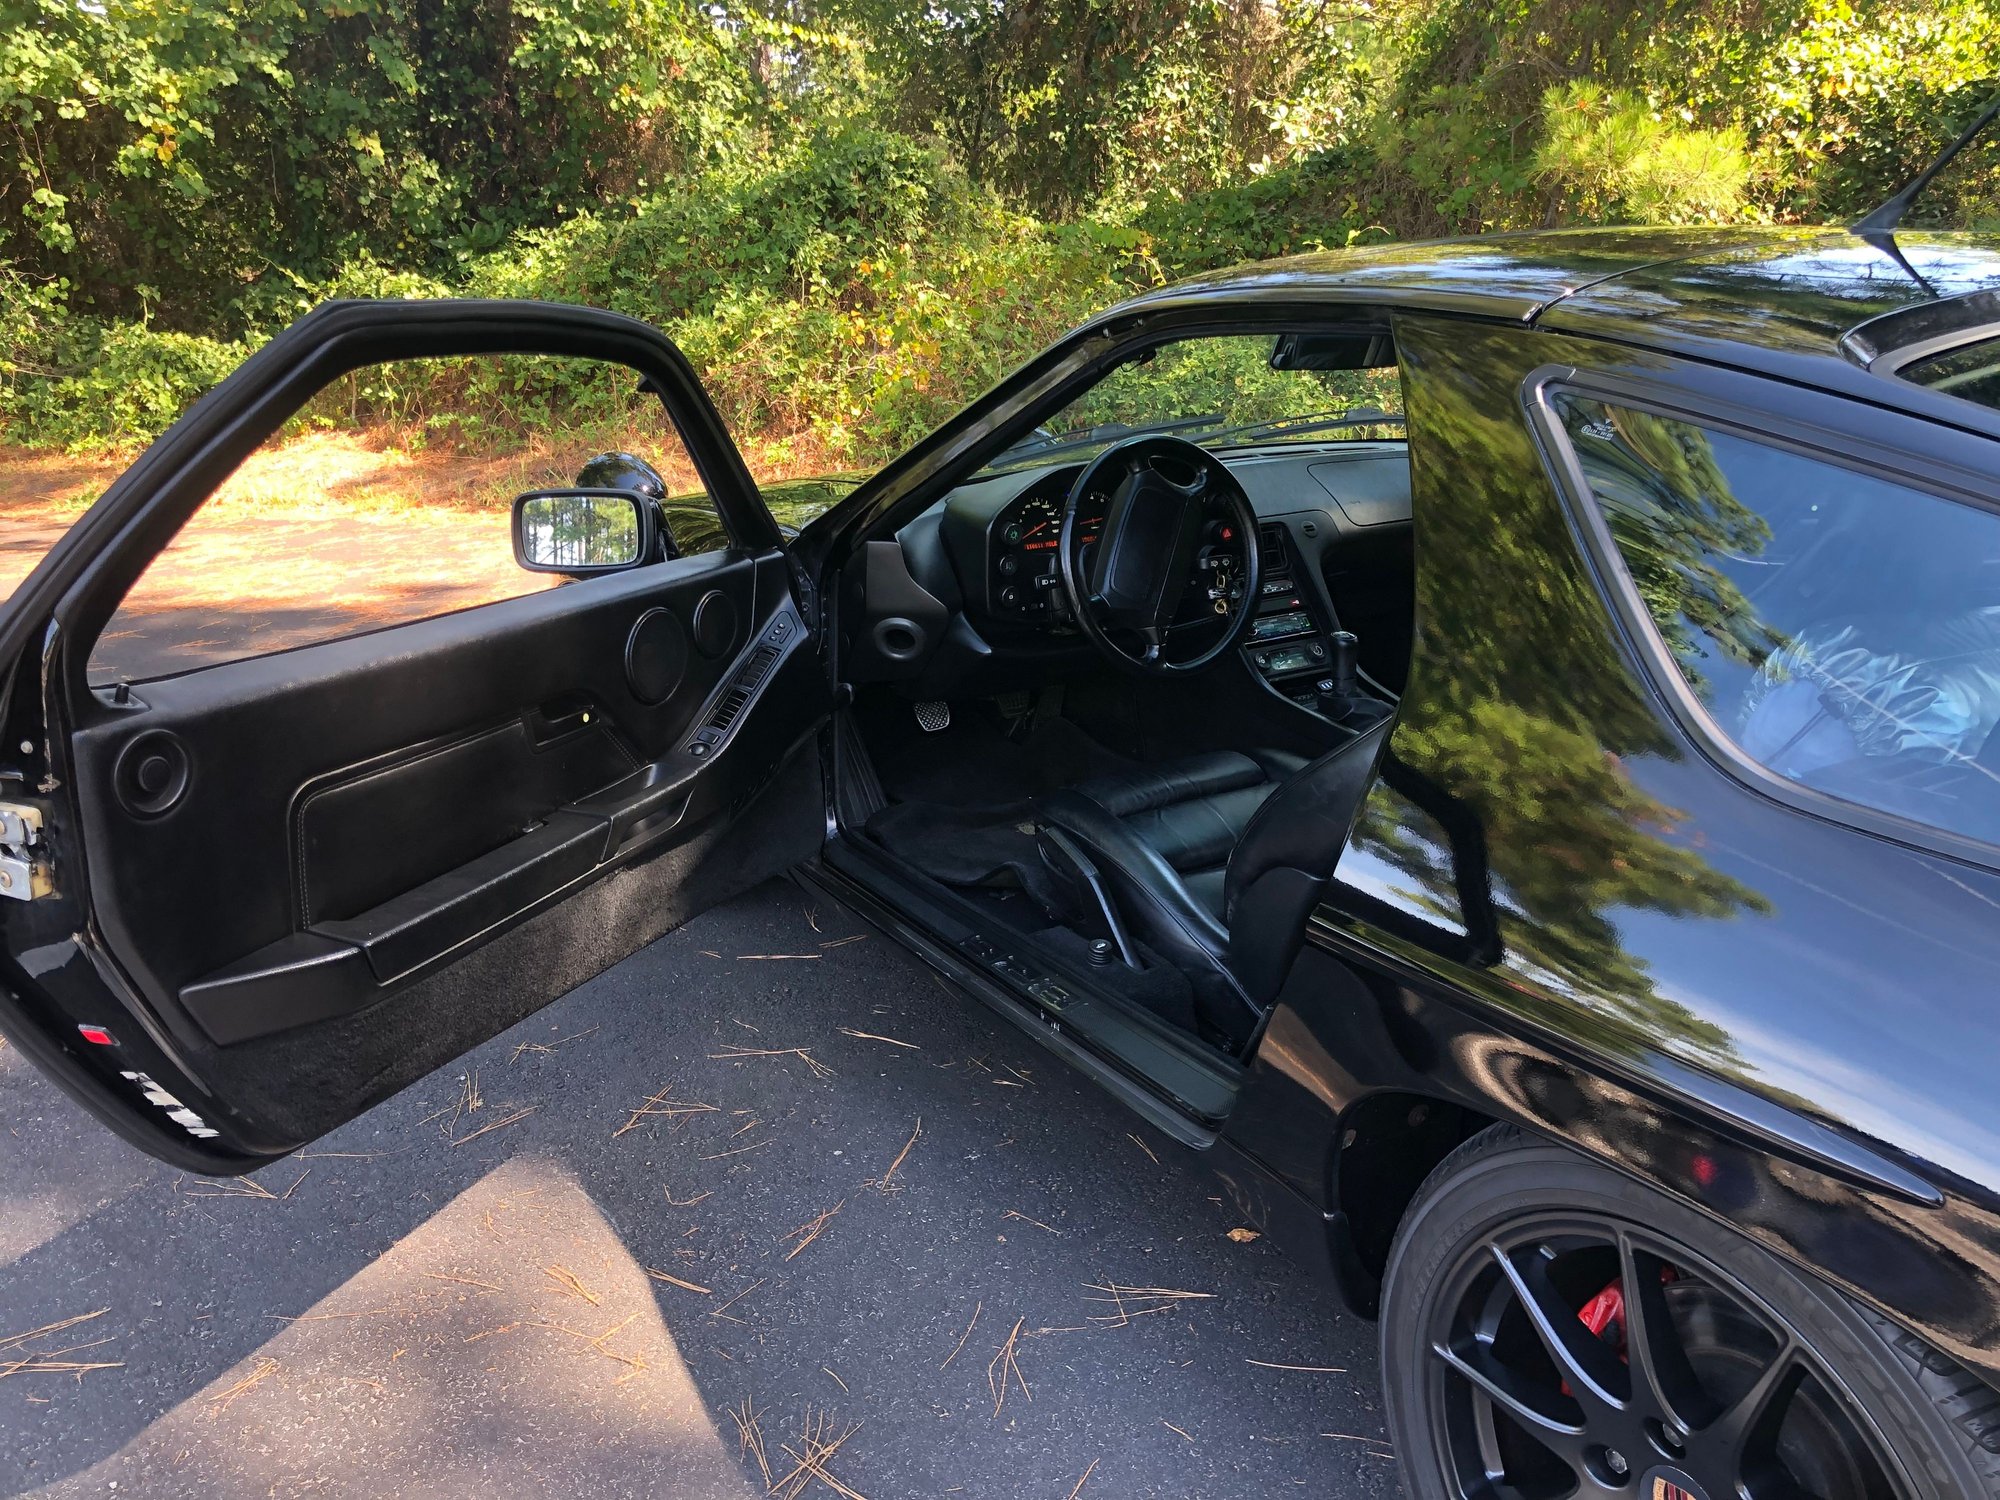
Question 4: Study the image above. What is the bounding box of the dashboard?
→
[873,440,1413,710]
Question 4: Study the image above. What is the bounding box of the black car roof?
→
[1117,226,2000,438]
[1540,228,2000,368]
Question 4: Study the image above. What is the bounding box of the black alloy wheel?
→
[1380,1127,2000,1500]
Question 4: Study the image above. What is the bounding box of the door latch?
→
[0,801,54,901]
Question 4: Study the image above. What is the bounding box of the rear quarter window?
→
[1898,333,2000,409]
[1550,390,2000,852]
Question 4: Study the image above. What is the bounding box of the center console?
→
[1244,521,1393,729]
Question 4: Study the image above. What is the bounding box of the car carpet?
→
[863,704,1200,1032]
[870,710,1142,809]
[864,797,1070,916]
[863,801,1201,1034]
[1030,924,1199,1034]
[863,709,1142,915]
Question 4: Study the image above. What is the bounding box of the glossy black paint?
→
[1217,299,2000,1387]
[1539,230,2000,441]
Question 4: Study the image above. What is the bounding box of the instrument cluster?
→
[988,479,1103,619]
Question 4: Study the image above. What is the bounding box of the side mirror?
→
[512,488,656,575]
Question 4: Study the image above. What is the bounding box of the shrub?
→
[1138,145,1389,277]
[1,269,248,449]
[1534,83,1751,226]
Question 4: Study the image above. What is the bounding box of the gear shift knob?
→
[1329,630,1359,697]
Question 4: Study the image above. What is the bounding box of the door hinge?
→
[0,801,54,901]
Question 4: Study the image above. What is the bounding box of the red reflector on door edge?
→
[77,1024,116,1046]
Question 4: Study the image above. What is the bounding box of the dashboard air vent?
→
[1257,522,1292,573]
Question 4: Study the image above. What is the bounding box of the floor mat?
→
[865,798,1069,915]
[865,803,1200,1033]
[870,706,1141,809]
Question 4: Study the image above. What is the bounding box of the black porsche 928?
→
[12,223,2000,1498]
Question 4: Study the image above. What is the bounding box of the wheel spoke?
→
[1431,1340,1587,1455]
[1616,1229,1710,1436]
[1704,1338,1805,1474]
[1489,1242,1628,1416]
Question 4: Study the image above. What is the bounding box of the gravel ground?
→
[0,878,1398,1498]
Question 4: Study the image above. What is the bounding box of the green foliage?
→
[1055,335,1402,439]
[1,265,249,447]
[1658,0,2000,226]
[799,0,1384,216]
[1137,146,1391,276]
[1366,0,1999,234]
[6,0,2000,458]
[466,125,976,321]
[1534,83,1751,226]
[1,0,753,327]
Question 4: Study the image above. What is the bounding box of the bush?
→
[1,269,249,449]
[10,0,2000,463]
[467,126,979,322]
[1,136,1159,464]
[1138,146,1389,277]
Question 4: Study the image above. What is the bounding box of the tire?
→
[1379,1125,2000,1500]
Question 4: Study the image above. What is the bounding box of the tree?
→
[0,0,754,329]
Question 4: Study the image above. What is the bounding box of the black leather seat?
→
[1036,723,1392,1049]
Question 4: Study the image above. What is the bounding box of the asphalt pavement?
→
[0,878,1396,1498]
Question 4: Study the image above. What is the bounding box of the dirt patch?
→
[0,449,125,513]
[0,435,681,682]
[92,509,559,681]
[0,451,126,605]
[0,424,858,682]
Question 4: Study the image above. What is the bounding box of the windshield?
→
[983,332,1404,474]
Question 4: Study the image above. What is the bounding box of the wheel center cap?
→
[1643,1467,1710,1500]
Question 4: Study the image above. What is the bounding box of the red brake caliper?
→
[1561,1264,1678,1395]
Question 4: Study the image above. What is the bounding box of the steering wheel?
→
[1058,434,1261,676]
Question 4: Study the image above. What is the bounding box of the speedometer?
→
[1003,494,1062,551]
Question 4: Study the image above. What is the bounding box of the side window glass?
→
[88,354,725,685]
[1555,391,2000,848]
[1898,332,2000,410]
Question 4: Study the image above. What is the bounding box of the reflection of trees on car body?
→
[1335,321,1769,1076]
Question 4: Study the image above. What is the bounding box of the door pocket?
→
[294,712,635,925]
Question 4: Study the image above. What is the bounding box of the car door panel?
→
[292,706,639,926]
[0,300,829,1168]
[72,542,816,1055]
[173,728,822,1153]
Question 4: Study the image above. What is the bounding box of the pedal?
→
[914,700,951,733]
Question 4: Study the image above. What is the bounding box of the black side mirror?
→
[511,488,657,575]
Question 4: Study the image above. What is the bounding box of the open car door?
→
[0,301,830,1172]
